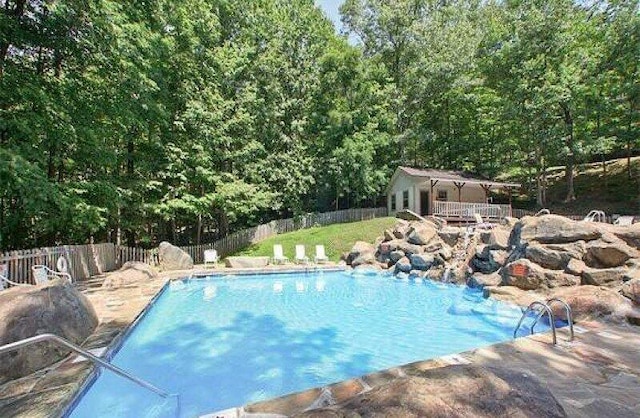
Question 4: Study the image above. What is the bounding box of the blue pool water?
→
[70,270,554,417]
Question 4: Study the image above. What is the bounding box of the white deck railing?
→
[433,201,511,220]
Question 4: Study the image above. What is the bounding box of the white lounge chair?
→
[614,216,634,226]
[294,245,309,264]
[314,245,329,264]
[535,208,550,216]
[272,244,289,265]
[584,210,606,223]
[31,265,72,285]
[473,213,494,230]
[204,249,219,268]
[0,273,29,290]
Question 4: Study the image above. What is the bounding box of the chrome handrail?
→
[513,301,557,345]
[546,298,574,341]
[0,334,175,399]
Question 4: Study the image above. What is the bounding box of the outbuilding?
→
[385,166,520,221]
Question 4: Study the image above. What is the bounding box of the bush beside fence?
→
[0,207,388,284]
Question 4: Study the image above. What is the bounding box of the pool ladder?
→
[513,299,574,345]
[0,334,180,407]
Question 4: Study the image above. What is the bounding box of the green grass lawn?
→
[233,217,397,262]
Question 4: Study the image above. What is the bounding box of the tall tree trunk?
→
[536,169,544,206]
[596,95,607,188]
[123,131,135,246]
[562,104,576,201]
[0,196,4,249]
[627,99,634,180]
[115,206,122,246]
[541,155,547,205]
[196,214,202,245]
[47,139,57,179]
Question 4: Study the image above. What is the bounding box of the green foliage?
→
[0,0,638,249]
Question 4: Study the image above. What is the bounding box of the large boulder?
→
[622,278,640,305]
[550,285,635,321]
[584,239,639,268]
[581,267,626,286]
[295,364,566,418]
[351,252,377,267]
[347,241,376,265]
[438,227,462,247]
[383,229,395,241]
[395,256,412,273]
[438,245,453,261]
[468,272,502,288]
[524,242,584,270]
[407,222,438,245]
[599,222,640,249]
[102,261,157,289]
[158,241,194,270]
[392,222,411,239]
[0,280,98,384]
[479,226,511,250]
[410,253,435,271]
[376,252,391,265]
[425,266,445,282]
[397,240,424,256]
[379,239,423,256]
[565,258,587,276]
[388,250,405,263]
[482,285,544,308]
[472,246,508,274]
[501,259,580,290]
[511,215,601,246]
[501,216,519,228]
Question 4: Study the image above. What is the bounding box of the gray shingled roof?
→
[396,166,520,187]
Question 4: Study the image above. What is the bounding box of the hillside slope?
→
[505,157,639,216]
[233,217,397,262]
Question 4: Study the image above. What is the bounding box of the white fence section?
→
[433,201,512,220]
[0,207,388,284]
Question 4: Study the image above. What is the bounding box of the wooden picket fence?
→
[511,208,536,218]
[0,243,118,286]
[0,207,388,284]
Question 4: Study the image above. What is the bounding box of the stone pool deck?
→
[1,267,639,417]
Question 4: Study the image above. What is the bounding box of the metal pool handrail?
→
[0,333,175,399]
[545,298,574,341]
[513,301,557,345]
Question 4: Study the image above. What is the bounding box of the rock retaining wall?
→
[346,214,640,323]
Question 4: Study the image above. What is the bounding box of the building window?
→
[437,189,448,201]
[390,193,396,211]
[402,190,409,208]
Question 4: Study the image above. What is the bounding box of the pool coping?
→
[62,266,556,417]
[8,265,636,417]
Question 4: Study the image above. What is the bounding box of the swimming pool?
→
[69,270,555,417]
